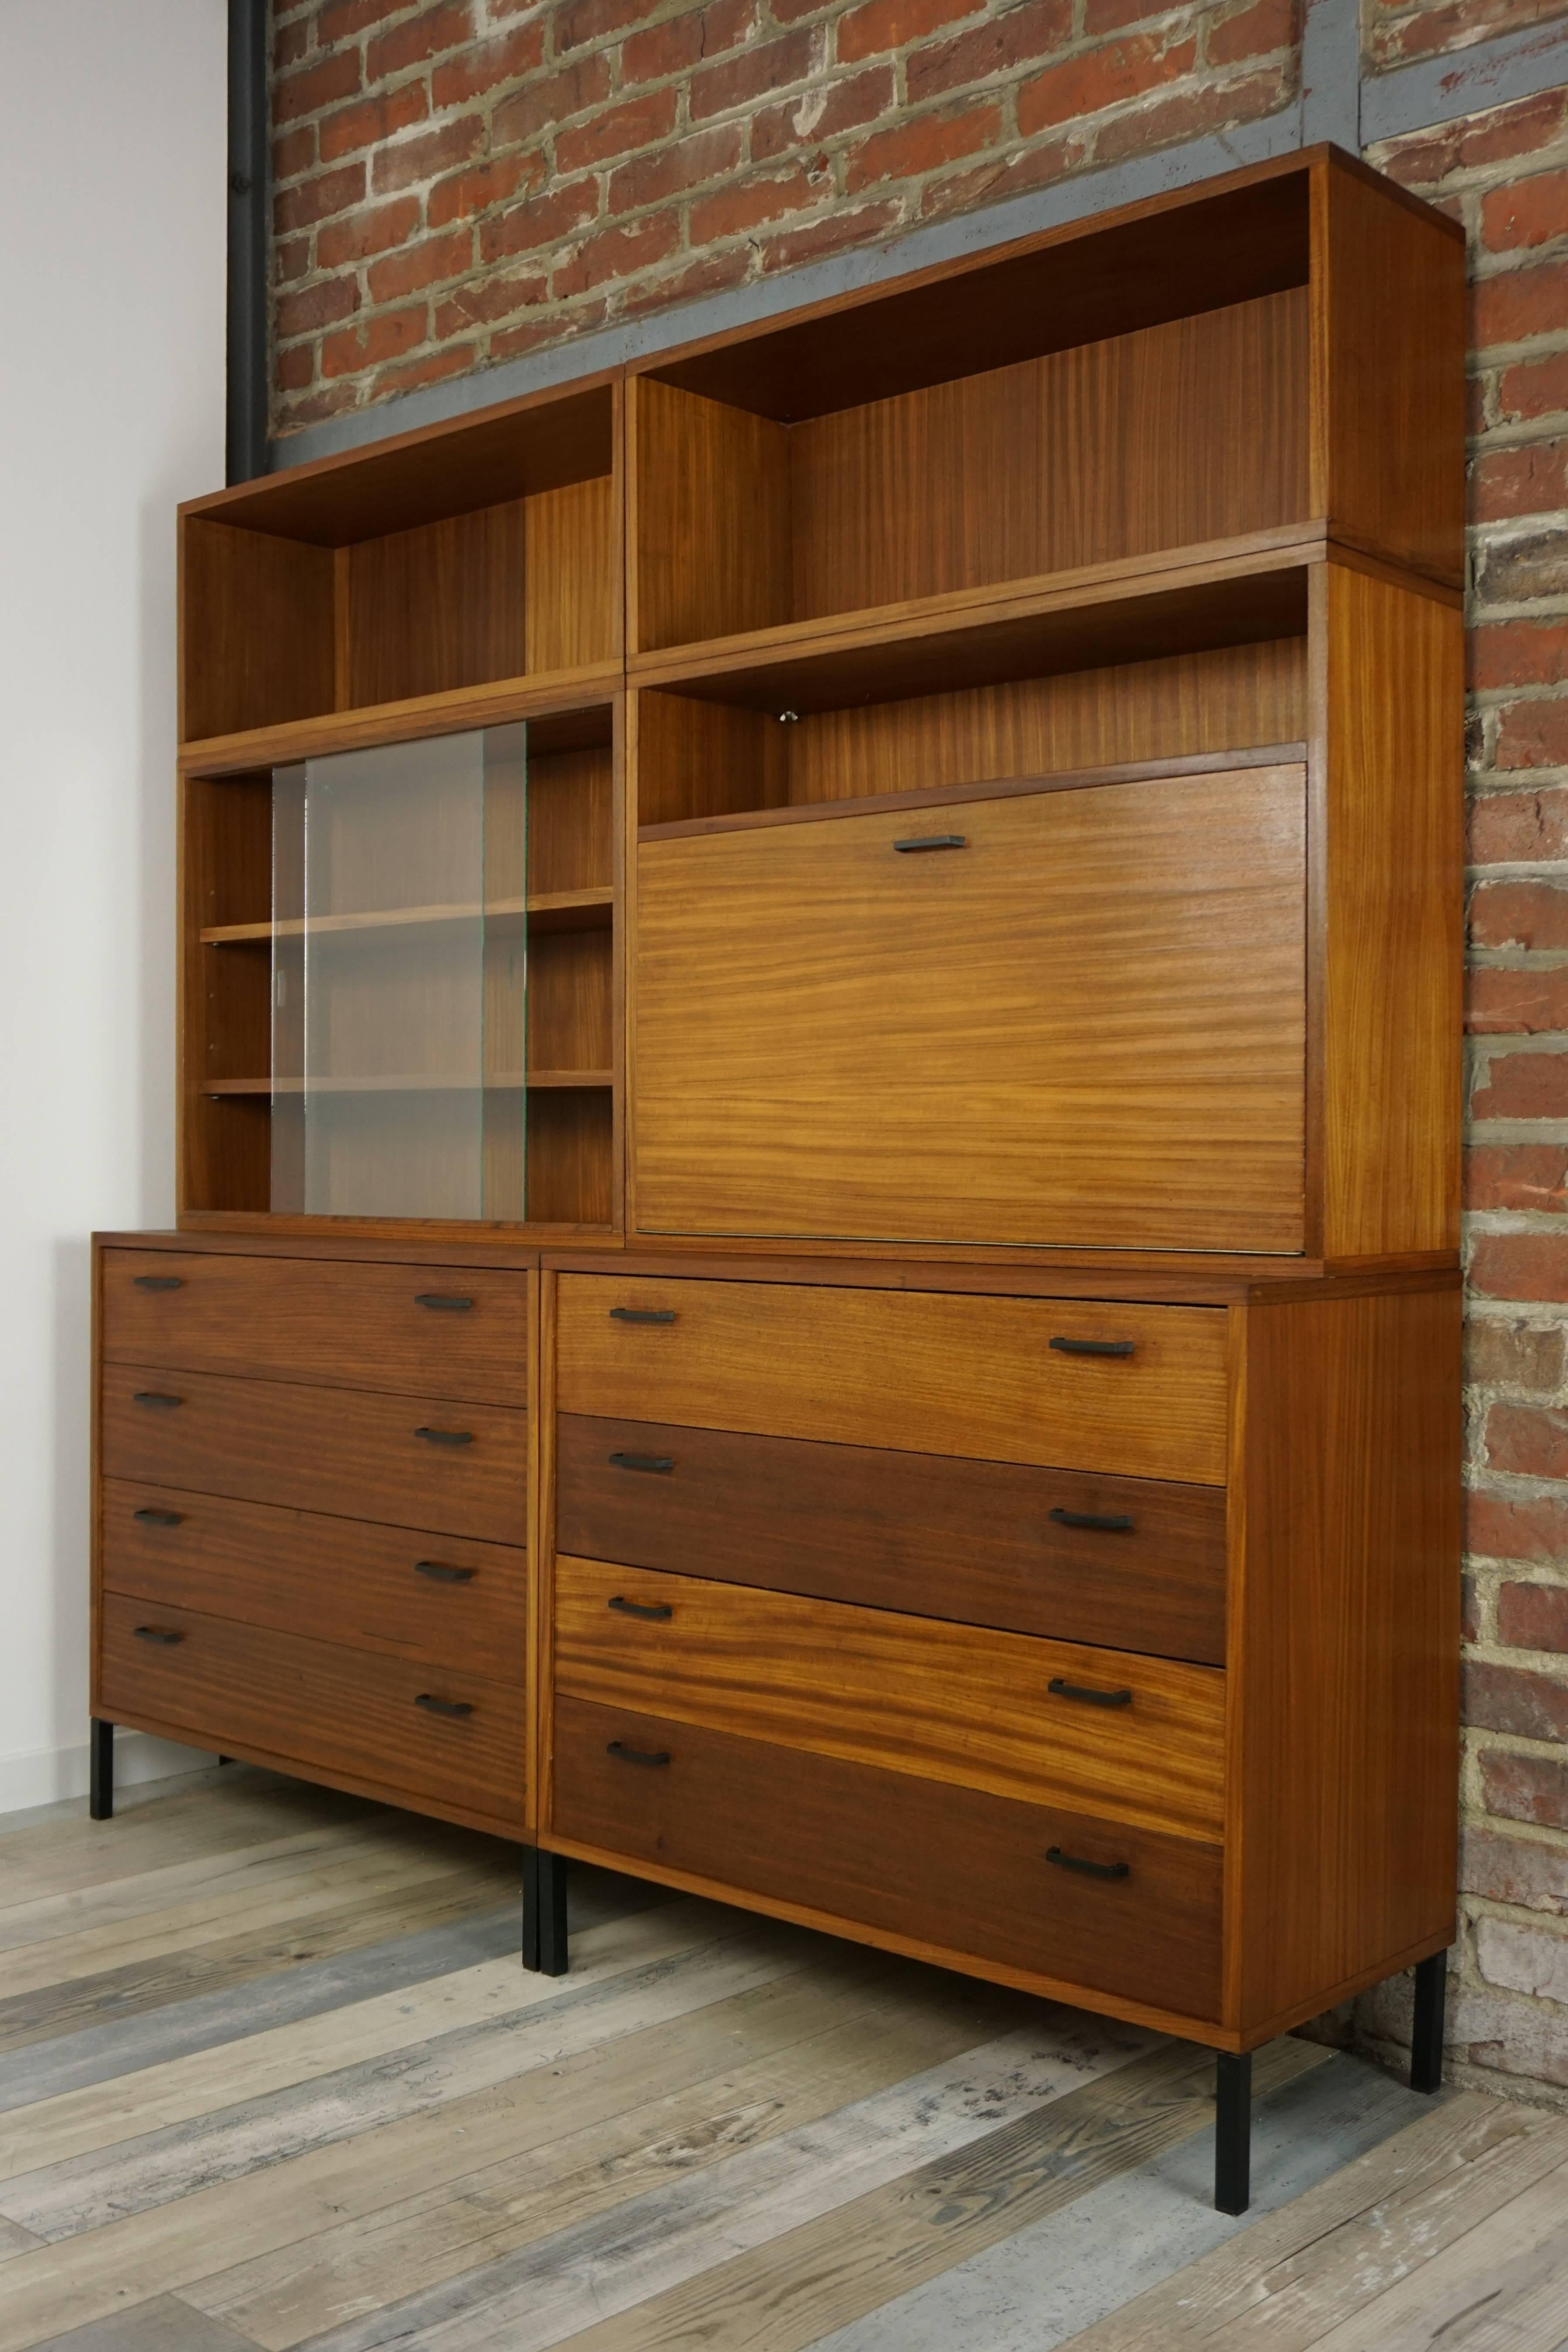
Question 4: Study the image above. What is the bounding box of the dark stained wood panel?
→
[551,1696,1224,2020]
[632,378,792,653]
[555,1415,1227,1664]
[182,519,335,743]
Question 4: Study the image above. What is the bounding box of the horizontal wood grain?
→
[551,1697,1223,2018]
[180,672,619,777]
[100,1363,526,1544]
[555,1275,1230,1483]
[554,1557,1226,1841]
[100,1248,529,1402]
[555,1415,1227,1663]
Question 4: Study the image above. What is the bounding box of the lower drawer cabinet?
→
[99,1592,526,1832]
[553,1696,1223,2021]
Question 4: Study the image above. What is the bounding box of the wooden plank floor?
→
[0,1766,1527,2352]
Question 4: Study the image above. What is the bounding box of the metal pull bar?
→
[1048,1676,1133,1708]
[609,1307,676,1324]
[609,1452,675,1475]
[893,834,966,853]
[414,1560,476,1584]
[1047,1845,1130,1882]
[132,1274,183,1291]
[1049,1336,1135,1358]
[133,1507,183,1527]
[607,1740,671,1767]
[415,1426,474,1446]
[132,1391,182,1409]
[415,1693,474,1719]
[1048,1507,1135,1534]
[133,1625,183,1646]
[608,1595,674,1622]
[414,1294,473,1311]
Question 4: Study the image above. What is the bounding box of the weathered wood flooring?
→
[0,1765,1534,2351]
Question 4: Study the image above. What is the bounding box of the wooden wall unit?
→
[95,143,1463,2215]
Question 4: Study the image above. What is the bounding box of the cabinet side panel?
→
[1234,1286,1460,2031]
[1322,566,1465,1259]
[525,476,616,675]
[631,378,791,651]
[182,518,337,743]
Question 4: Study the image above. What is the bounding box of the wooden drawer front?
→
[100,1594,524,1830]
[557,1276,1229,1485]
[102,1479,526,1681]
[100,1249,529,1403]
[557,1416,1227,1665]
[553,1698,1222,2021]
[554,1557,1224,1842]
[101,1365,526,1544]
[634,767,1306,1254]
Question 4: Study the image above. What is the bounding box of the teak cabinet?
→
[93,146,1465,2214]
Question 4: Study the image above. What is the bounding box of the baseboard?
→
[0,1727,218,1816]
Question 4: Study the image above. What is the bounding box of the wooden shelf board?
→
[201,887,613,947]
[180,663,620,778]
[203,1071,612,1098]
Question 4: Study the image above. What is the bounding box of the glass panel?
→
[481,721,528,1221]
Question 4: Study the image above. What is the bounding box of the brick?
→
[276,235,313,284]
[1483,1744,1568,1829]
[1378,0,1568,70]
[606,126,744,218]
[319,80,429,164]
[493,294,611,358]
[275,274,362,340]
[367,3,476,83]
[275,51,362,128]
[1468,1487,1568,1562]
[555,88,680,173]
[274,16,311,70]
[1468,1314,1568,1390]
[1501,351,1568,426]
[1472,1232,1568,1306]
[552,211,682,299]
[1475,1915,1568,2004]
[1471,439,1568,524]
[1206,0,1297,63]
[316,193,423,268]
[1474,520,1568,599]
[1496,697,1568,772]
[1084,0,1179,27]
[273,125,317,184]
[752,65,896,161]
[274,161,367,235]
[690,28,819,119]
[618,243,755,311]
[1463,1821,1568,1912]
[838,0,980,63]
[1091,64,1285,165]
[905,0,1073,105]
[372,115,485,193]
[919,125,1083,219]
[690,167,821,243]
[316,0,411,42]
[844,96,1001,193]
[1500,1581,1568,1653]
[1486,1401,1568,1479]
[321,302,429,377]
[1471,781,1568,864]
[429,149,541,227]
[758,196,902,270]
[554,0,666,53]
[493,55,613,149]
[375,341,479,395]
[275,382,362,429]
[1454,87,1568,169]
[277,341,316,392]
[1472,884,1568,953]
[366,223,474,301]
[433,265,548,335]
[432,22,545,107]
[1466,1146,1568,1215]
[1473,622,1568,696]
[623,0,757,83]
[1463,1569,1482,1644]
[1017,30,1197,136]
[1473,1050,1568,1122]
[1474,258,1568,352]
[1467,968,1568,1037]
[479,176,600,263]
[1483,167,1568,257]
[1450,1983,1568,2088]
[1465,1656,1568,1742]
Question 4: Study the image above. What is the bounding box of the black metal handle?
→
[608,1594,674,1622]
[1048,1676,1134,1708]
[414,1560,476,1584]
[1048,1507,1135,1534]
[1047,1845,1129,1882]
[893,833,967,852]
[133,1507,183,1527]
[132,1391,182,1409]
[133,1625,183,1646]
[1049,1336,1135,1358]
[415,1426,474,1446]
[609,1451,675,1475]
[415,1693,474,1719]
[132,1274,183,1291]
[607,1740,671,1767]
[414,1294,473,1311]
[609,1306,676,1324]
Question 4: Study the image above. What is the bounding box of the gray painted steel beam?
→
[1362,14,1568,145]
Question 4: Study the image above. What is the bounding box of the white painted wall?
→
[0,0,228,1809]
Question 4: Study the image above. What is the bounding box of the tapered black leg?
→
[522,1847,568,1975]
[89,1719,114,1821]
[1215,2050,1251,2215]
[1410,1951,1447,2094]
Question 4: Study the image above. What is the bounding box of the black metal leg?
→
[1411,1950,1447,2094]
[89,1720,114,1821]
[1215,2050,1251,2215]
[522,1848,568,1975]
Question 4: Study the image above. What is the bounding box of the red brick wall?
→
[267,0,1300,435]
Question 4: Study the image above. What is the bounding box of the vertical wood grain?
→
[635,691,788,828]
[525,476,616,675]
[526,1265,544,1838]
[346,499,529,708]
[181,518,336,743]
[536,1268,558,1834]
[632,377,792,652]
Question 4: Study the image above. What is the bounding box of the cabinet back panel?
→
[528,1090,614,1224]
[527,931,612,1072]
[528,746,614,895]
[524,476,617,674]
[635,766,1308,1253]
[345,499,529,707]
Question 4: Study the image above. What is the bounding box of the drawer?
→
[99,1593,525,1831]
[101,1364,526,1544]
[557,1416,1226,1663]
[102,1479,527,1681]
[554,1557,1224,1842]
[552,1698,1223,2021]
[101,1249,528,1403]
[557,1276,1229,1485]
